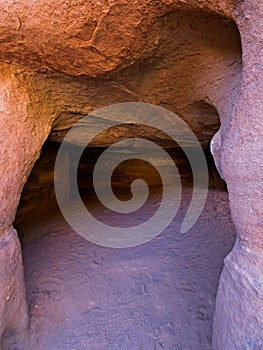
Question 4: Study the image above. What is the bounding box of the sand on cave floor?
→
[16,188,236,350]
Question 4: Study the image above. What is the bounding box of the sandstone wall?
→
[0,1,262,349]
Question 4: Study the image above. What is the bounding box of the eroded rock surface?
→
[0,0,235,76]
[0,0,262,349]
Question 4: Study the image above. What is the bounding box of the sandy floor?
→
[17,189,236,350]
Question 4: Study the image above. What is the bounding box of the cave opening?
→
[12,9,242,349]
[14,136,236,349]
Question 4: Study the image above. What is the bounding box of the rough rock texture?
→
[0,64,57,348]
[0,0,262,349]
[0,227,28,349]
[0,0,235,77]
[0,64,43,349]
[211,1,263,348]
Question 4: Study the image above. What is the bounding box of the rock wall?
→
[211,1,263,348]
[0,0,262,349]
[0,64,50,348]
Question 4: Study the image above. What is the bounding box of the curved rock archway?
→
[0,1,262,349]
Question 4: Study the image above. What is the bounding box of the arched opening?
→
[11,10,242,349]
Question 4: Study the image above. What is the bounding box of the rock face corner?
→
[0,227,28,349]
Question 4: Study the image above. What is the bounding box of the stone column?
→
[212,1,263,348]
[0,64,53,348]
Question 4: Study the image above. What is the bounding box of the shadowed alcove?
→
[6,8,243,350]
